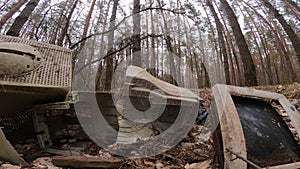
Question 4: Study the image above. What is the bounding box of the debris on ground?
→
[0,164,21,169]
[0,83,299,168]
[185,160,212,169]
[52,155,124,168]
[31,157,61,169]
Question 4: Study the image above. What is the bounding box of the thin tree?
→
[57,0,79,46]
[104,0,119,90]
[27,0,48,39]
[157,0,177,85]
[261,0,300,67]
[80,0,97,49]
[282,0,300,20]
[0,0,27,29]
[207,0,230,85]
[283,0,300,13]
[0,0,12,11]
[132,0,141,66]
[200,1,223,83]
[6,0,40,36]
[214,1,239,85]
[150,0,157,76]
[49,1,69,44]
[239,4,267,85]
[95,0,112,90]
[241,0,296,83]
[220,0,257,86]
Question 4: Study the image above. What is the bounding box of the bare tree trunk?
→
[214,2,239,85]
[132,0,141,66]
[0,0,27,29]
[176,0,182,85]
[145,0,149,68]
[57,0,79,46]
[80,0,97,49]
[239,4,267,85]
[261,32,274,84]
[220,0,257,86]
[261,0,300,66]
[50,2,68,44]
[6,0,40,37]
[104,0,119,91]
[193,52,201,88]
[283,0,300,13]
[242,0,297,83]
[282,0,300,20]
[95,0,111,90]
[207,0,230,85]
[157,0,177,85]
[28,0,48,39]
[0,0,12,11]
[200,1,219,62]
[149,0,156,75]
[269,16,296,83]
[201,62,211,88]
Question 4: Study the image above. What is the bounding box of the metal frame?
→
[212,84,300,169]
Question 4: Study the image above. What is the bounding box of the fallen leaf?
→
[144,160,155,166]
[0,164,21,169]
[185,160,211,169]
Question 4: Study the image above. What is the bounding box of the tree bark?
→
[283,0,300,13]
[132,0,141,66]
[49,2,68,44]
[156,0,177,84]
[6,0,40,36]
[95,0,111,90]
[261,0,300,68]
[149,0,156,75]
[239,4,267,85]
[57,0,79,46]
[80,0,97,49]
[220,0,257,86]
[282,0,300,20]
[0,0,27,29]
[207,0,230,85]
[0,0,12,11]
[104,0,119,91]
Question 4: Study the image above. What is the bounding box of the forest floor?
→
[0,83,299,169]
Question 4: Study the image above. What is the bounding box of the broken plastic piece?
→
[0,128,27,166]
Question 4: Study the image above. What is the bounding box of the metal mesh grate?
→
[0,35,73,87]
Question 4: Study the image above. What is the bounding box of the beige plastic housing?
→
[0,42,44,76]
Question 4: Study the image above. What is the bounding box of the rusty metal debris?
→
[0,35,299,168]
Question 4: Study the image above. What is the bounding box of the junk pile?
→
[0,35,299,168]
